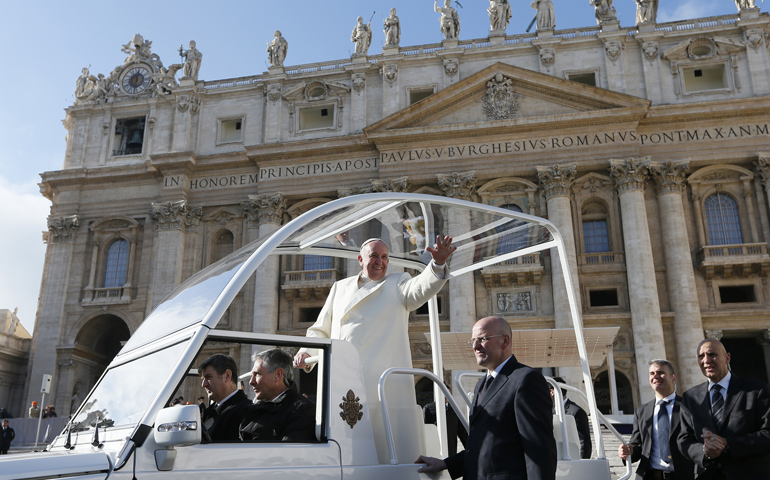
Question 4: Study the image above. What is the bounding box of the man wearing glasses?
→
[417,316,557,479]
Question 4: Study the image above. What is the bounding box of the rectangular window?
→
[583,220,610,253]
[112,117,145,156]
[303,255,333,271]
[299,105,335,131]
[683,65,726,93]
[719,285,756,304]
[588,288,619,307]
[415,296,443,316]
[568,72,597,87]
[409,88,435,105]
[218,118,244,144]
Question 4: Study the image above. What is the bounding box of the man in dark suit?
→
[677,338,770,479]
[619,359,694,480]
[550,376,592,459]
[416,316,557,480]
[1,419,14,454]
[198,353,250,442]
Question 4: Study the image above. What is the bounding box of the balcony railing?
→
[282,268,340,301]
[82,286,131,305]
[578,252,625,266]
[698,243,770,279]
[480,253,544,287]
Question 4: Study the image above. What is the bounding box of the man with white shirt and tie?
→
[620,359,694,480]
[199,353,250,442]
[677,338,770,479]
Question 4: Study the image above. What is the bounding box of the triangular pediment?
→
[365,62,650,141]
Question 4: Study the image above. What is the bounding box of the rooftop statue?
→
[351,16,373,55]
[635,0,658,24]
[179,40,202,81]
[383,8,401,46]
[434,0,460,40]
[590,0,618,24]
[152,65,182,95]
[267,30,288,67]
[531,0,555,30]
[735,0,756,10]
[74,67,91,101]
[488,0,512,31]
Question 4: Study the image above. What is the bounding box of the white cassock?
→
[300,263,447,463]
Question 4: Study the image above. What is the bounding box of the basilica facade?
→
[23,5,770,416]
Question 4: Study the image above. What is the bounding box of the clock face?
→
[122,67,151,94]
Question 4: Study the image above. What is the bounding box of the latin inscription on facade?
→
[163,174,259,191]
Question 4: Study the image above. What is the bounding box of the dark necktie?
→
[711,384,724,426]
[657,399,671,463]
[477,375,493,404]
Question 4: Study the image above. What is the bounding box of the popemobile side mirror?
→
[155,404,201,448]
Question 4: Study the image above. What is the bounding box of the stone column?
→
[437,171,477,333]
[245,194,287,336]
[380,63,401,117]
[754,154,770,219]
[24,215,79,412]
[263,82,284,143]
[610,157,666,404]
[348,70,368,131]
[537,164,583,389]
[148,200,202,310]
[649,161,704,390]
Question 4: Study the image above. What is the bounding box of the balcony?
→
[698,243,770,280]
[282,268,340,301]
[82,286,132,305]
[480,253,544,287]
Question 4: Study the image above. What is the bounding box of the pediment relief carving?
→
[90,216,140,232]
[575,172,613,195]
[202,207,242,224]
[688,164,754,184]
[662,36,745,62]
[282,80,351,102]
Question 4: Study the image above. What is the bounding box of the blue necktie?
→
[657,399,671,463]
[711,384,724,426]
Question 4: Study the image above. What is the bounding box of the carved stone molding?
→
[47,215,80,244]
[437,171,477,200]
[149,200,202,233]
[443,58,459,76]
[266,83,282,102]
[482,73,520,121]
[338,185,374,198]
[539,47,555,69]
[610,157,651,194]
[642,41,659,62]
[704,329,723,340]
[241,193,287,227]
[537,163,576,199]
[649,160,690,196]
[372,176,408,193]
[604,40,624,63]
[745,29,766,51]
[176,94,200,113]
[754,152,770,190]
[351,73,366,92]
[381,64,398,84]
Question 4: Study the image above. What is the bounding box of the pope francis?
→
[295,235,455,463]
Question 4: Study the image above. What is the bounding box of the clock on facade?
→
[121,66,152,94]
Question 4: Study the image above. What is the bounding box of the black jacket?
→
[239,388,316,442]
[1,426,15,450]
[202,389,251,442]
[563,398,592,459]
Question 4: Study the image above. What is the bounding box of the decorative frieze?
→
[47,215,80,244]
[149,200,202,233]
[437,171,476,200]
[649,160,689,196]
[610,157,651,194]
[241,194,287,227]
[537,163,576,199]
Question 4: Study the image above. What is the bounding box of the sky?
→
[0,0,743,333]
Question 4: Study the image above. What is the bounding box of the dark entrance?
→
[721,336,769,384]
[593,370,634,415]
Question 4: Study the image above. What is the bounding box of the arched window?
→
[582,201,610,253]
[496,204,527,254]
[103,239,129,288]
[705,193,743,245]
[303,255,333,270]
[212,230,235,263]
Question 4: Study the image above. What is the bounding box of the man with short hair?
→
[294,235,455,463]
[0,419,14,454]
[416,316,557,480]
[239,348,315,442]
[677,338,770,479]
[198,353,250,442]
[550,376,592,459]
[620,359,693,480]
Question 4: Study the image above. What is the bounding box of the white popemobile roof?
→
[427,326,619,370]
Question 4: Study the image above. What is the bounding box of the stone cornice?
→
[47,215,80,244]
[245,134,374,162]
[437,171,477,200]
[149,200,202,233]
[649,160,690,196]
[640,96,770,126]
[610,157,651,194]
[537,163,576,199]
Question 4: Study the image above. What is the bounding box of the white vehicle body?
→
[0,193,630,480]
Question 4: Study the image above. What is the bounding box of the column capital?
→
[754,152,770,188]
[241,193,287,227]
[337,186,373,198]
[536,163,576,199]
[649,160,690,196]
[610,157,651,194]
[437,171,477,200]
[371,176,409,193]
[47,215,80,244]
[149,200,202,233]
